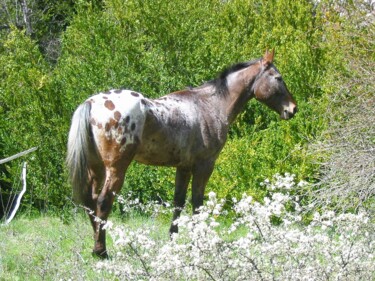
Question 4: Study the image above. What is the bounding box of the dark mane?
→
[203,58,261,96]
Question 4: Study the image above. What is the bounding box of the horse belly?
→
[134,134,190,167]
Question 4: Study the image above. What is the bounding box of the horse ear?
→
[262,48,275,66]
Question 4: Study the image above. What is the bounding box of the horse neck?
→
[223,64,261,124]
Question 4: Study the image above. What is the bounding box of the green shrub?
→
[0,28,72,212]
[0,0,328,213]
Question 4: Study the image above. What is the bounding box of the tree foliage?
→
[0,0,371,213]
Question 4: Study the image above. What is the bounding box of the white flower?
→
[210,220,220,228]
[102,220,113,230]
[93,174,374,281]
[208,191,216,200]
[212,208,220,216]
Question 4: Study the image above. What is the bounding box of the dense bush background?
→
[0,0,373,214]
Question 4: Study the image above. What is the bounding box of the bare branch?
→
[20,0,32,35]
[0,147,38,164]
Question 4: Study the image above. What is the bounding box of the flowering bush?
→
[96,174,374,280]
[117,191,171,216]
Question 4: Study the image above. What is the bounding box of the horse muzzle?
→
[281,105,298,120]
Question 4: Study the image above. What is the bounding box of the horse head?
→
[252,49,297,120]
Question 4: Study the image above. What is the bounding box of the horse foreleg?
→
[191,161,215,214]
[169,167,191,235]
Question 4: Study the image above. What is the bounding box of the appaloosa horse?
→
[66,49,297,258]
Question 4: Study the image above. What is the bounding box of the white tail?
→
[66,102,95,203]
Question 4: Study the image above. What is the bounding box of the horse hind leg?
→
[92,145,138,258]
[84,165,104,250]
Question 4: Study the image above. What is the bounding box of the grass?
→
[0,195,241,281]
[0,211,169,280]
[0,207,247,280]
[1,214,92,280]
[1,203,373,280]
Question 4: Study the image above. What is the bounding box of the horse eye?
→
[275,75,282,81]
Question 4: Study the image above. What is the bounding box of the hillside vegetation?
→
[0,0,373,214]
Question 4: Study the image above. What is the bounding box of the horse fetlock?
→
[169,222,179,235]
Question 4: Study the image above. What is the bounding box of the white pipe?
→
[5,162,27,224]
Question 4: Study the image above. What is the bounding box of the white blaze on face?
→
[88,90,146,151]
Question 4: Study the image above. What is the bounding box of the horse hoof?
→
[169,224,179,237]
[92,249,109,259]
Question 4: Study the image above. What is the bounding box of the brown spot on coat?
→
[114,89,122,94]
[131,92,139,97]
[90,118,97,126]
[114,111,121,121]
[131,123,136,131]
[108,117,118,129]
[171,90,192,96]
[104,100,115,110]
[120,137,127,146]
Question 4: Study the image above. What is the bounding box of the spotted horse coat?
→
[66,49,298,258]
[88,90,146,156]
